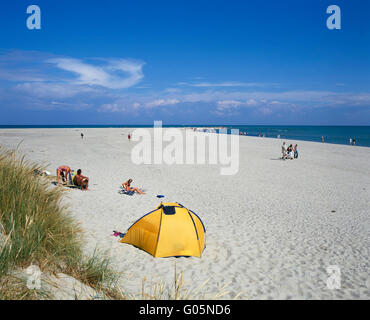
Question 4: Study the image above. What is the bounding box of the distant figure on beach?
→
[352,138,356,145]
[81,133,84,139]
[321,136,325,142]
[349,138,352,145]
[277,134,280,139]
[294,144,298,159]
[287,144,294,159]
[281,142,287,159]
[122,178,145,195]
[56,165,72,185]
[128,133,131,141]
[73,169,89,191]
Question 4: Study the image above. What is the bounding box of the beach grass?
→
[0,146,122,299]
[137,263,242,300]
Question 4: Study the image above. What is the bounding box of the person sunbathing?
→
[73,169,89,191]
[122,178,145,194]
[56,165,72,185]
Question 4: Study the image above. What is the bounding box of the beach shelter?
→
[120,202,206,258]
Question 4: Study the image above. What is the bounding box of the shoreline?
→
[0,126,369,149]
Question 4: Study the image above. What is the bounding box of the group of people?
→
[56,165,89,191]
[56,166,144,195]
[281,142,298,160]
[349,138,356,145]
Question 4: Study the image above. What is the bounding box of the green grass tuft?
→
[0,146,122,299]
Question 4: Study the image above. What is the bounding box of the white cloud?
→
[246,98,258,106]
[47,58,144,89]
[145,99,180,108]
[216,100,244,110]
[98,103,125,113]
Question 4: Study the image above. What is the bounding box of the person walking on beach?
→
[352,138,356,145]
[122,179,145,194]
[73,169,89,191]
[294,144,298,159]
[56,165,72,185]
[349,137,352,145]
[81,133,84,139]
[128,133,131,141]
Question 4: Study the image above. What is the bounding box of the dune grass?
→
[136,263,242,300]
[0,146,122,299]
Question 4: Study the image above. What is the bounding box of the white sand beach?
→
[1,127,369,299]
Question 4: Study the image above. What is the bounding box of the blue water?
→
[221,126,370,147]
[0,125,369,147]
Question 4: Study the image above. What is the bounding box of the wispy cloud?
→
[145,99,180,108]
[0,50,145,90]
[47,57,144,89]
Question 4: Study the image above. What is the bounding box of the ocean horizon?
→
[1,125,370,147]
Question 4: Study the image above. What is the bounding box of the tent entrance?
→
[162,206,176,215]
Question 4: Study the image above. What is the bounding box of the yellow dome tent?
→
[120,202,206,258]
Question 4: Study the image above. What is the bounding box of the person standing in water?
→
[321,136,325,142]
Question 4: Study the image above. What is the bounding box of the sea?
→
[0,125,369,148]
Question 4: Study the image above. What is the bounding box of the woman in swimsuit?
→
[56,165,71,185]
[122,178,145,194]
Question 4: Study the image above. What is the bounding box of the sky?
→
[0,0,369,125]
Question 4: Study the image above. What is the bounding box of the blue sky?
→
[0,0,369,125]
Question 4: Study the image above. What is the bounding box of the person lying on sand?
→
[73,169,89,190]
[122,178,145,194]
[56,165,71,185]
